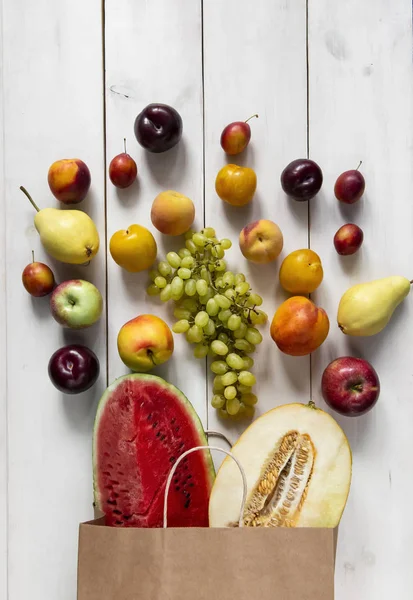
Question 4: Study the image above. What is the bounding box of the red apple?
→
[321,356,380,416]
[220,114,258,155]
[334,223,364,255]
[334,163,365,204]
[109,139,138,189]
[22,254,55,297]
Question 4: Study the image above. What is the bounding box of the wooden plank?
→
[104,1,206,420]
[0,0,7,592]
[309,1,413,597]
[2,1,105,598]
[203,0,309,440]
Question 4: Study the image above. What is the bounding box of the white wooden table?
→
[1,0,413,598]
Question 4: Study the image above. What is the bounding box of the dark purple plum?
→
[281,158,323,201]
[134,103,183,153]
[48,344,99,394]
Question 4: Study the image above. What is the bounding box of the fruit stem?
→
[356,160,362,171]
[245,114,259,123]
[31,250,34,263]
[410,280,413,284]
[20,186,40,212]
[124,138,127,153]
[308,400,316,409]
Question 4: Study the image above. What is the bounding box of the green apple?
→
[50,279,103,329]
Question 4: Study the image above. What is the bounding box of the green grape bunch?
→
[146,227,268,419]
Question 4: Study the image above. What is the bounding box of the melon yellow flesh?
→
[209,403,352,528]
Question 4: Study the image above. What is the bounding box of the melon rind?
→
[209,403,352,528]
[92,373,215,515]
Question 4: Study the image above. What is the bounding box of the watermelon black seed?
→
[175,486,180,491]
[184,499,191,509]
[107,499,117,505]
[174,478,179,485]
[156,432,161,438]
[108,464,114,469]
[189,483,194,488]
[103,471,111,476]
[113,509,122,515]
[123,515,131,520]
[115,520,123,525]
[169,456,176,463]
[161,435,166,441]
[187,475,192,479]
[147,414,152,421]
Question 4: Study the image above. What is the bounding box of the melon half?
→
[93,374,215,528]
[209,403,352,528]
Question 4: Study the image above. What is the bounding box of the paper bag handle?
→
[163,445,247,529]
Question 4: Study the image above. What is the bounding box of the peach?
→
[117,314,174,372]
[48,158,91,204]
[239,220,283,264]
[270,296,329,356]
[151,190,195,236]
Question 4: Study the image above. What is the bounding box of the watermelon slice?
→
[93,374,214,528]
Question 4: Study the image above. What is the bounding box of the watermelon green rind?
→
[92,373,215,516]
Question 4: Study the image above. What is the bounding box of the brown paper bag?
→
[77,446,338,600]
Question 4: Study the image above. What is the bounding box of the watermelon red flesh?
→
[93,374,214,528]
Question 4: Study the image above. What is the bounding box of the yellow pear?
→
[21,186,99,264]
[337,276,411,336]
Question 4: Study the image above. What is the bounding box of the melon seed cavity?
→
[241,431,315,527]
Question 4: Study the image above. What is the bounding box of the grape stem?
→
[356,160,362,171]
[245,114,259,123]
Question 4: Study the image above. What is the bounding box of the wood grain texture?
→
[309,1,413,597]
[104,0,206,420]
[203,0,309,442]
[1,1,105,598]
